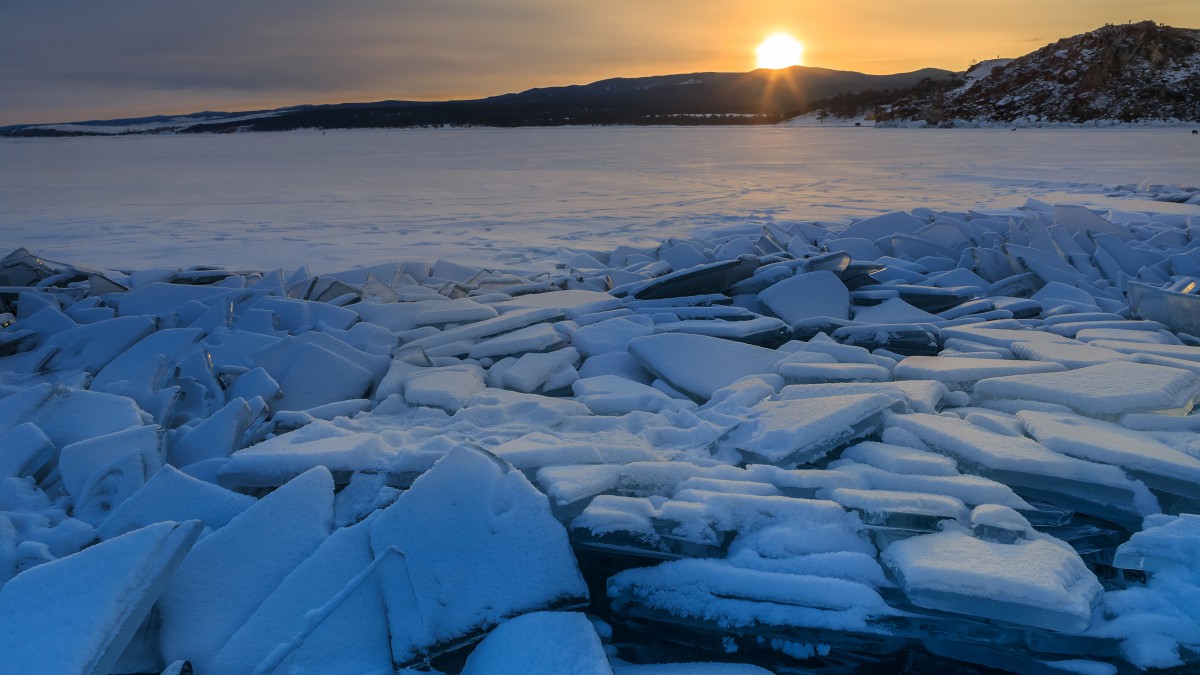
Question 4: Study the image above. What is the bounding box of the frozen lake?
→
[6,125,1200,672]
[2,126,1198,272]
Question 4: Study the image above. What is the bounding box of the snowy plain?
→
[2,126,1200,674]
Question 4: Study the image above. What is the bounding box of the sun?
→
[756,33,804,69]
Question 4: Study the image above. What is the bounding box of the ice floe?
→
[1,197,1200,672]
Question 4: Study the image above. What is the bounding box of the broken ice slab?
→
[400,362,480,410]
[969,504,1033,545]
[0,248,76,288]
[95,465,254,540]
[1004,243,1088,287]
[758,270,850,323]
[410,297,498,327]
[250,295,359,333]
[790,315,854,341]
[252,334,387,412]
[571,316,655,357]
[168,396,267,467]
[36,315,156,374]
[775,360,893,385]
[840,441,959,477]
[728,393,905,466]
[973,361,1200,419]
[1044,319,1166,338]
[536,464,625,520]
[1074,327,1180,345]
[466,322,563,360]
[157,467,335,673]
[612,462,745,498]
[1054,204,1135,240]
[1018,411,1200,504]
[58,425,161,502]
[570,495,683,559]
[405,307,563,352]
[1008,340,1136,369]
[461,612,612,675]
[628,333,781,402]
[828,461,1032,512]
[894,355,1066,391]
[116,281,244,317]
[653,316,790,347]
[778,381,956,414]
[495,347,580,394]
[1112,513,1200,574]
[839,211,926,242]
[1129,279,1200,337]
[490,289,620,316]
[852,298,941,324]
[826,487,968,533]
[882,523,1102,634]
[369,447,588,666]
[70,450,159,527]
[885,413,1157,528]
[1088,338,1200,367]
[490,428,661,474]
[882,285,981,314]
[825,236,886,261]
[616,256,760,301]
[88,327,204,407]
[830,323,940,355]
[218,419,430,489]
[939,322,1076,350]
[573,375,682,415]
[208,513,389,675]
[668,489,853,538]
[0,423,55,480]
[610,558,902,635]
[0,384,150,452]
[0,520,201,675]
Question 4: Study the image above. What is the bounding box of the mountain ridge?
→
[1,66,954,136]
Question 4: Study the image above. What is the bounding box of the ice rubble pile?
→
[1,198,1200,673]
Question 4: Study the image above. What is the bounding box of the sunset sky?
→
[3,0,1199,126]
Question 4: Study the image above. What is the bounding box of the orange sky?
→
[3,0,1199,124]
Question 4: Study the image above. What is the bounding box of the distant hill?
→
[876,21,1200,126]
[0,67,953,136]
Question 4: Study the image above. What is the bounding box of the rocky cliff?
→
[878,21,1200,125]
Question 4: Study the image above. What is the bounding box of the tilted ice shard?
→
[628,333,782,402]
[369,447,588,665]
[0,521,201,675]
[157,467,334,672]
[209,513,388,675]
[95,465,255,540]
[759,270,851,323]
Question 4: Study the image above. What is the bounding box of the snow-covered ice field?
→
[3,127,1200,674]
[2,127,1198,271]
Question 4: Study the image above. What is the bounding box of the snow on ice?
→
[2,131,1200,672]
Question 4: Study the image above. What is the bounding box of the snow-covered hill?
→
[878,21,1200,126]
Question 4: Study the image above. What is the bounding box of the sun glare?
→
[756,33,803,69]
